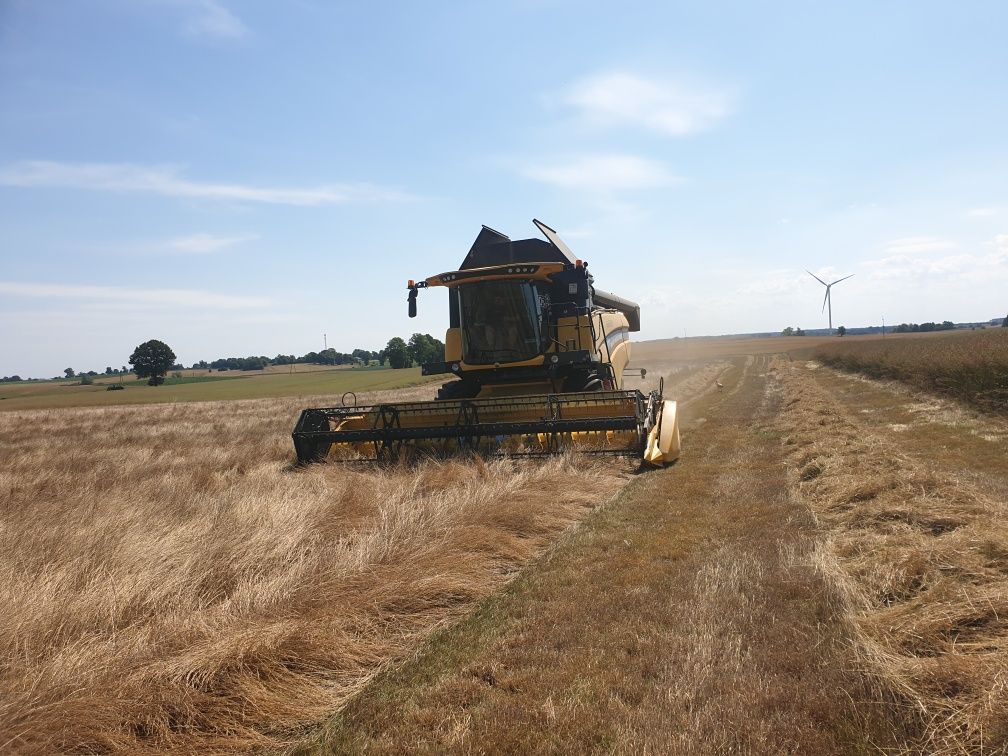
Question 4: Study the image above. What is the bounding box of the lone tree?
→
[837,325,846,337]
[407,333,445,366]
[1003,312,1008,327]
[384,337,410,369]
[129,339,176,386]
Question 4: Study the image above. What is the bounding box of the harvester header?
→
[293,219,679,465]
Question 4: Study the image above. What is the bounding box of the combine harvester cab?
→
[292,219,679,466]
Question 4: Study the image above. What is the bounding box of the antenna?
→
[807,270,854,332]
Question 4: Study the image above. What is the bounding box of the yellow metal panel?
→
[644,399,680,466]
[444,328,461,362]
[424,262,567,288]
[554,314,593,353]
[609,340,630,389]
[460,355,545,371]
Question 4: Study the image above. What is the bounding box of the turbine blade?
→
[806,269,828,286]
[822,288,829,313]
[829,273,855,286]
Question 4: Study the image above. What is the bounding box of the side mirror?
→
[408,288,418,318]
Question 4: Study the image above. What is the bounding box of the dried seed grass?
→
[813,329,1008,414]
[772,358,1008,753]
[0,393,627,753]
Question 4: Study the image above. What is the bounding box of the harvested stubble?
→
[0,392,626,753]
[813,329,1008,413]
[772,359,1008,753]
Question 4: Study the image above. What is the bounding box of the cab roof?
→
[459,219,578,270]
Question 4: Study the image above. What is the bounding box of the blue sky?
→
[1,0,1006,377]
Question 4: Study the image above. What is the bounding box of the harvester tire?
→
[437,380,480,401]
[564,372,603,392]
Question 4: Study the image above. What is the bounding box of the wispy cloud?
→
[881,236,958,256]
[737,269,812,297]
[185,0,247,38]
[864,234,1008,283]
[0,161,414,206]
[968,207,1000,218]
[0,281,270,309]
[520,154,678,192]
[165,233,258,254]
[564,72,732,136]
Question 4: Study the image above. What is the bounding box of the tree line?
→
[190,334,444,373]
[891,321,956,333]
[42,333,446,385]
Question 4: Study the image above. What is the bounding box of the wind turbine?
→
[807,270,854,332]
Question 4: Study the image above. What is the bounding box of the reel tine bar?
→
[292,390,652,463]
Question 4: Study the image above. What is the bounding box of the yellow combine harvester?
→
[292,219,679,465]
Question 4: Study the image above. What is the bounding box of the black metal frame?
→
[292,390,652,464]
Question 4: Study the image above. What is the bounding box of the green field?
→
[0,367,443,411]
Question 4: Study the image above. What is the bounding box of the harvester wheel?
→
[564,371,603,392]
[437,380,480,401]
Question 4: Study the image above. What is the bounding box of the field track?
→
[310,340,1008,754]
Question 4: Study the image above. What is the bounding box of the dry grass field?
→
[0,386,626,752]
[2,332,1006,754]
[773,358,1008,752]
[813,328,1008,413]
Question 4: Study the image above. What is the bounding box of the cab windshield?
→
[458,280,543,364]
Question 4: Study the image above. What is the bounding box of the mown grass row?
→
[814,330,1008,413]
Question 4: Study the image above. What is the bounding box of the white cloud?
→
[564,72,731,136]
[165,233,258,253]
[0,281,270,309]
[737,269,811,297]
[863,234,1008,283]
[881,236,958,256]
[967,207,999,217]
[184,0,248,38]
[0,161,414,206]
[520,154,678,192]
